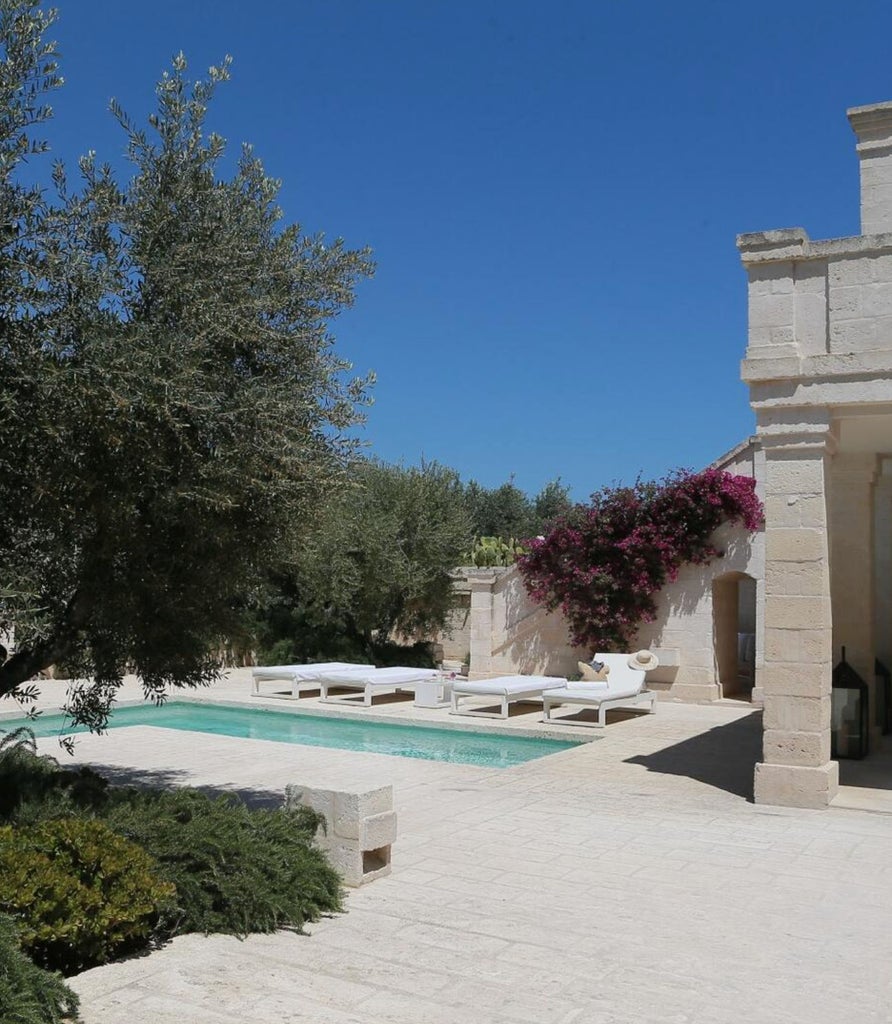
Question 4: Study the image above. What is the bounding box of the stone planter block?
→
[285,783,395,886]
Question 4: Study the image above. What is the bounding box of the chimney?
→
[848,101,892,236]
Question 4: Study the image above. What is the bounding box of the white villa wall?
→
[443,440,766,701]
[636,441,766,701]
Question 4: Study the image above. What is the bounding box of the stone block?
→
[828,255,871,287]
[649,647,680,667]
[750,293,795,330]
[359,810,397,850]
[764,460,827,497]
[861,280,892,317]
[762,727,831,767]
[764,595,830,630]
[753,761,839,809]
[828,284,862,316]
[870,253,892,282]
[771,325,795,346]
[829,317,877,353]
[325,840,392,887]
[796,289,828,356]
[760,662,831,698]
[765,560,827,596]
[333,786,392,840]
[668,680,721,702]
[799,629,833,663]
[286,783,395,887]
[763,694,831,732]
[765,529,827,563]
[286,785,333,821]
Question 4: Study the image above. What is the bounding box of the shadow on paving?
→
[625,712,762,801]
[72,762,286,809]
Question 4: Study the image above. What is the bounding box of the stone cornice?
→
[742,350,892,384]
[848,101,892,153]
[737,227,892,264]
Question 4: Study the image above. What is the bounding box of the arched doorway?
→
[713,572,757,699]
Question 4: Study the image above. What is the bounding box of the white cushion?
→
[453,675,567,696]
[252,662,373,680]
[322,666,440,687]
[594,653,645,696]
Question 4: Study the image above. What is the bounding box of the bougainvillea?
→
[516,469,763,653]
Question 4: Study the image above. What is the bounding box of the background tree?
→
[0,5,373,723]
[464,476,572,551]
[532,478,572,530]
[252,460,472,665]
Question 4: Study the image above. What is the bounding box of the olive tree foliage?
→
[252,461,473,665]
[0,3,374,723]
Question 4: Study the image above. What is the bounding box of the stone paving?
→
[23,671,892,1023]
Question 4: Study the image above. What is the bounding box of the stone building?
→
[738,100,892,808]
[445,100,892,809]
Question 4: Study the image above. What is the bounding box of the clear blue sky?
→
[36,1,892,499]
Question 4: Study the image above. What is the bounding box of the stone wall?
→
[439,442,766,701]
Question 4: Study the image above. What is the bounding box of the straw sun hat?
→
[627,650,660,672]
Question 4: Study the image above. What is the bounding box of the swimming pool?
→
[13,702,582,769]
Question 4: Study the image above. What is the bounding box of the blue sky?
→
[36,1,892,499]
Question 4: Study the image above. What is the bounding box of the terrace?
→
[22,670,892,1024]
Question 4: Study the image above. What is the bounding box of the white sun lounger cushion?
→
[321,666,440,687]
[453,675,568,696]
[559,653,646,701]
[252,663,372,681]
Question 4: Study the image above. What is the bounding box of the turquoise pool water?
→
[14,702,581,768]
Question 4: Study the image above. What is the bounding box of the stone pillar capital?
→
[755,408,837,458]
[465,570,498,592]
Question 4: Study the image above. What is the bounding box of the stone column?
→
[467,570,496,679]
[874,459,892,670]
[830,452,879,746]
[754,429,838,808]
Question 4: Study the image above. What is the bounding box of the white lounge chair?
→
[450,674,568,719]
[541,652,656,727]
[318,666,442,707]
[251,662,374,698]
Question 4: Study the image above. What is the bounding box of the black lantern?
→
[875,658,892,736]
[831,647,869,760]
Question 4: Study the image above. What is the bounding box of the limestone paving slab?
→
[19,670,892,1023]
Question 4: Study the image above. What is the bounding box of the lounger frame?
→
[319,670,442,708]
[450,686,551,720]
[251,664,372,698]
[541,687,657,727]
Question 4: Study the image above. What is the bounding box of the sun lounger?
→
[450,674,568,719]
[318,666,442,707]
[541,652,656,727]
[251,662,373,698]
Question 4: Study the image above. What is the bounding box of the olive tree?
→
[0,3,373,723]
[252,460,472,665]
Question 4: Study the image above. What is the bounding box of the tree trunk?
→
[0,637,71,697]
[0,590,87,698]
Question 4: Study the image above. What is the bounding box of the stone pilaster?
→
[753,425,838,809]
[874,459,892,671]
[848,102,892,236]
[830,452,879,746]
[467,570,496,679]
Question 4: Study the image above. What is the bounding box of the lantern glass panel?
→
[831,650,869,760]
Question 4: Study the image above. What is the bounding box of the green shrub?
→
[103,788,342,937]
[0,914,79,1024]
[0,728,109,826]
[0,819,175,974]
